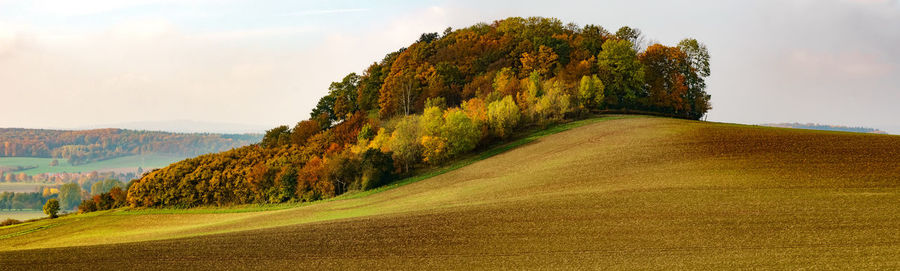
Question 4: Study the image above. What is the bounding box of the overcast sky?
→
[1,0,898,133]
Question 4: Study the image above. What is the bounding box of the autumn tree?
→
[492,67,521,96]
[640,44,690,115]
[521,45,559,77]
[419,135,448,164]
[291,120,321,146]
[297,156,326,201]
[108,187,127,208]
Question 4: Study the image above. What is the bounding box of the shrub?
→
[359,149,394,190]
[0,218,22,227]
[78,199,97,213]
[43,198,60,219]
[108,187,127,208]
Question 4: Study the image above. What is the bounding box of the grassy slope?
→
[1,116,899,269]
[0,153,186,175]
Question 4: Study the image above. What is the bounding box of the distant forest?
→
[126,17,713,208]
[0,128,262,165]
[762,123,888,134]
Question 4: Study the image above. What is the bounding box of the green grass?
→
[1,116,899,269]
[0,153,186,175]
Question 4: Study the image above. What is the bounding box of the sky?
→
[1,0,898,133]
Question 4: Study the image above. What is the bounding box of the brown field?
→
[1,116,899,270]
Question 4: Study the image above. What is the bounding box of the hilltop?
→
[123,16,713,210]
[1,117,898,269]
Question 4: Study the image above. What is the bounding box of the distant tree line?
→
[762,123,888,134]
[0,178,126,213]
[0,128,261,165]
[127,17,712,208]
[1,170,138,187]
[0,191,52,211]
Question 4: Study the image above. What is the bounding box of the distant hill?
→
[761,123,888,134]
[0,128,262,165]
[76,120,271,134]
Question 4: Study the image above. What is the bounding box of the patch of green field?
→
[0,183,47,193]
[0,210,46,221]
[0,153,186,175]
[1,116,899,269]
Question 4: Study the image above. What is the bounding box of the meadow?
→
[1,116,898,269]
[0,153,187,175]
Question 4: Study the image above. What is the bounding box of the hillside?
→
[2,117,899,269]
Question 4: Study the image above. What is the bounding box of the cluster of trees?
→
[78,187,127,213]
[126,17,711,208]
[0,179,126,213]
[0,128,261,165]
[0,191,53,211]
[127,124,396,207]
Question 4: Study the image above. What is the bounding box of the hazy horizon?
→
[2,0,898,133]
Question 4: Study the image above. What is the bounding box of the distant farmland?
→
[0,154,186,175]
[1,117,898,269]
